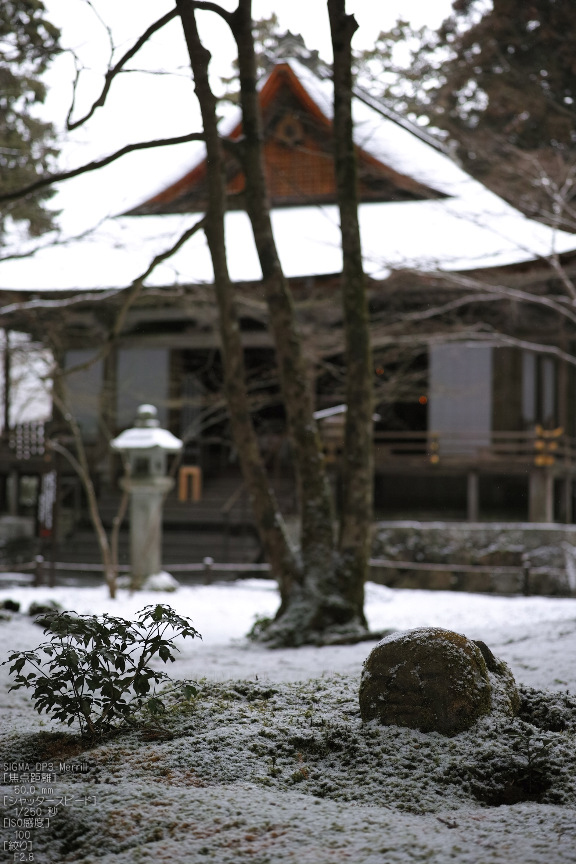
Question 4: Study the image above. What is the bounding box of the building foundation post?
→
[560,476,573,524]
[529,470,554,523]
[467,471,479,522]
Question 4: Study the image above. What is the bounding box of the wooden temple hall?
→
[3,48,576,564]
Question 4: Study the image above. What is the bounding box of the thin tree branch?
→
[108,216,206,344]
[47,438,85,485]
[67,9,179,130]
[0,289,122,319]
[442,271,576,322]
[547,253,576,301]
[47,404,117,598]
[0,218,111,264]
[82,0,115,60]
[386,274,576,328]
[370,328,576,367]
[485,332,576,366]
[0,134,205,203]
[13,218,208,385]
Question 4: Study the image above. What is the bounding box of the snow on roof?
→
[110,424,183,452]
[110,404,183,452]
[313,403,381,421]
[2,193,573,293]
[286,57,477,198]
[313,403,347,419]
[1,59,575,292]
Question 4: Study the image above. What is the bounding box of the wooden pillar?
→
[560,476,573,524]
[467,471,479,522]
[529,470,554,522]
[7,469,18,516]
[558,345,568,432]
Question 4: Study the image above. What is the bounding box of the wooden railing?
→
[4,420,576,471]
[319,426,576,468]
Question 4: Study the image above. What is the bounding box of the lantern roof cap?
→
[134,404,160,427]
[110,405,182,452]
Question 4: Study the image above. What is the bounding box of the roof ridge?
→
[281,54,460,165]
[352,86,452,158]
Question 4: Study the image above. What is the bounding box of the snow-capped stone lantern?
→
[111,404,182,589]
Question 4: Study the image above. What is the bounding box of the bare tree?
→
[176,0,301,617]
[2,0,374,642]
[13,1,574,638]
[173,0,377,644]
[48,389,127,600]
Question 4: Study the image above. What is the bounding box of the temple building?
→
[2,45,576,568]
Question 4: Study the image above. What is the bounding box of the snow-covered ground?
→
[1,578,576,863]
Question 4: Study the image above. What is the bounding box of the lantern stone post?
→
[111,404,182,589]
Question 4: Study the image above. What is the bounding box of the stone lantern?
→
[111,404,182,589]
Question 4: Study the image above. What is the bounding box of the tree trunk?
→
[228,1,370,642]
[50,373,120,597]
[49,434,118,599]
[178,0,371,644]
[177,0,300,607]
[230,1,335,571]
[328,0,372,625]
[2,329,10,436]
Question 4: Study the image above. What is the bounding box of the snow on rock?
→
[141,572,180,592]
[359,627,519,734]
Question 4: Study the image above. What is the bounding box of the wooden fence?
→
[2,555,569,596]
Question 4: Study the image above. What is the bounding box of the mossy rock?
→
[28,599,63,626]
[359,627,519,735]
[2,599,20,612]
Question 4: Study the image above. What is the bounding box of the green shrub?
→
[3,604,201,737]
